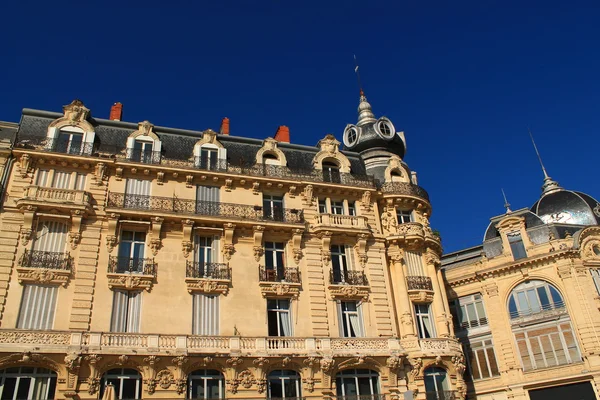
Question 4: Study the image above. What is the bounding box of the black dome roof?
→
[531,189,600,226]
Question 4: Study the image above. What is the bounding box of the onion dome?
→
[342,90,406,159]
[531,185,600,226]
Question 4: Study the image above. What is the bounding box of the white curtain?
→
[36,170,50,186]
[349,304,364,337]
[17,285,58,330]
[52,171,72,189]
[75,173,86,190]
[279,310,292,336]
[405,250,425,276]
[31,376,50,400]
[111,290,141,333]
[193,294,219,335]
[211,236,220,263]
[125,179,151,196]
[422,309,435,338]
[32,221,68,253]
[345,245,356,271]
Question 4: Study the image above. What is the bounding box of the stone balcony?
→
[386,222,441,251]
[16,185,91,213]
[185,261,232,294]
[16,250,73,287]
[402,338,463,356]
[107,256,157,292]
[0,330,403,356]
[311,213,369,234]
[406,276,435,303]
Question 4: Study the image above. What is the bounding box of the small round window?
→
[377,120,394,138]
[343,125,359,147]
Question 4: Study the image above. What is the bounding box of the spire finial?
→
[501,188,512,214]
[354,55,364,96]
[528,128,562,195]
[354,55,376,126]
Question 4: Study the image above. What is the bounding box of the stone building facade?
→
[442,174,600,400]
[0,97,463,399]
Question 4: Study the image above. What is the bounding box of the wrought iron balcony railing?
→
[107,193,304,224]
[330,269,369,286]
[379,182,430,202]
[15,137,97,156]
[19,250,72,270]
[509,300,567,321]
[259,265,301,283]
[108,256,157,276]
[406,275,433,291]
[426,390,456,400]
[125,148,162,164]
[186,262,231,280]
[332,395,387,400]
[193,156,229,172]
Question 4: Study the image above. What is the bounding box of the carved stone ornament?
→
[303,377,315,393]
[223,243,235,261]
[253,245,264,262]
[582,239,600,262]
[150,238,161,256]
[106,235,117,252]
[186,278,229,295]
[408,357,423,380]
[182,241,192,258]
[20,229,32,246]
[303,185,314,205]
[16,267,70,287]
[361,190,372,211]
[238,369,255,389]
[386,355,403,370]
[452,354,466,375]
[260,282,300,299]
[157,369,174,389]
[108,273,154,292]
[320,357,335,373]
[19,154,32,177]
[381,210,398,235]
[68,231,81,250]
[329,284,369,301]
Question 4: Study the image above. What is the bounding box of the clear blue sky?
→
[2,1,599,253]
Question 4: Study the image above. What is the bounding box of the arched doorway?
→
[424,367,450,400]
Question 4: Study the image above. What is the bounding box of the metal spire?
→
[354,55,376,126]
[528,128,562,195]
[501,188,512,214]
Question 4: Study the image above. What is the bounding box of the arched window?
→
[322,161,341,184]
[100,368,142,400]
[390,170,403,182]
[424,367,450,400]
[0,367,57,400]
[268,370,301,399]
[188,369,224,399]
[262,153,279,165]
[508,280,565,319]
[335,369,379,398]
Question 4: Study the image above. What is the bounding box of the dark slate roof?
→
[531,190,600,226]
[17,109,367,175]
[483,208,545,241]
[0,122,18,143]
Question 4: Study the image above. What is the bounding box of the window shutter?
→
[345,245,356,271]
[33,221,68,253]
[356,302,365,337]
[17,285,58,330]
[193,294,219,335]
[196,185,220,203]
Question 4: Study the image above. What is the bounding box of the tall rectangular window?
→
[51,171,71,189]
[192,294,219,335]
[265,242,285,280]
[508,232,527,260]
[449,294,488,331]
[57,130,83,154]
[263,195,284,221]
[415,304,435,338]
[36,170,51,187]
[514,322,581,371]
[322,163,341,184]
[348,201,356,216]
[196,185,220,215]
[404,250,425,276]
[331,245,348,283]
[110,290,141,332]
[464,337,500,380]
[17,285,58,330]
[338,301,364,337]
[331,201,344,215]
[124,179,152,209]
[199,147,218,170]
[318,199,327,214]
[267,299,291,336]
[397,209,413,224]
[133,139,154,163]
[117,231,146,273]
[32,221,68,253]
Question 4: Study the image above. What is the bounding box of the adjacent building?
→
[0,97,463,399]
[442,172,600,399]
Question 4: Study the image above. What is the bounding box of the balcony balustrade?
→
[17,186,91,212]
[107,193,304,224]
[186,262,231,280]
[332,396,387,400]
[406,276,433,291]
[15,137,376,189]
[330,269,368,286]
[0,329,402,356]
[379,181,430,203]
[259,266,301,284]
[108,256,157,275]
[313,213,369,231]
[19,250,72,270]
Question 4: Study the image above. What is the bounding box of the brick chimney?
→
[110,102,123,121]
[274,125,290,143]
[220,117,230,135]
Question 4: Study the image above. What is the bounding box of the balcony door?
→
[196,185,220,215]
[118,231,146,273]
[263,195,284,221]
[124,179,151,209]
[267,299,292,337]
[265,242,285,281]
[335,369,380,399]
[332,245,355,284]
[133,139,154,163]
[32,221,67,255]
[424,367,450,400]
[56,130,83,155]
[268,370,301,399]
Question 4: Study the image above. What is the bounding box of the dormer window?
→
[126,121,162,165]
[46,100,96,156]
[193,130,226,171]
[198,146,219,170]
[508,232,527,260]
[56,128,84,155]
[262,153,279,165]
[131,139,156,163]
[323,161,341,184]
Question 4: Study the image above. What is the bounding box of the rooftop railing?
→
[107,193,304,224]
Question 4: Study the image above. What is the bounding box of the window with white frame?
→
[263,195,284,221]
[449,294,488,331]
[268,370,302,399]
[100,368,142,400]
[32,221,68,254]
[265,242,285,281]
[508,280,565,319]
[463,337,500,380]
[317,198,357,216]
[17,285,58,330]
[192,294,219,335]
[322,161,341,184]
[514,321,581,370]
[424,367,450,399]
[0,367,57,400]
[331,201,344,215]
[56,129,83,155]
[117,231,147,273]
[338,301,364,337]
[415,304,435,338]
[193,235,221,276]
[110,290,142,333]
[396,209,413,224]
[348,201,356,216]
[591,269,600,294]
[331,245,356,284]
[318,199,327,214]
[198,147,218,170]
[131,138,157,163]
[508,231,527,260]
[267,299,292,336]
[188,369,225,399]
[335,369,379,398]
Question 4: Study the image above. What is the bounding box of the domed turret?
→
[531,185,600,226]
[343,90,407,181]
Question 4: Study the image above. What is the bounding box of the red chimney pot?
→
[274,125,290,143]
[110,102,123,121]
[220,117,230,135]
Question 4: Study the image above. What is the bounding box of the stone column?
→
[389,251,416,338]
[426,256,450,337]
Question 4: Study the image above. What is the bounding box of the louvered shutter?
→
[193,294,219,335]
[52,171,72,189]
[17,285,58,330]
[36,170,50,186]
[405,250,424,276]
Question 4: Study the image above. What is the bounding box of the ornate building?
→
[0,97,463,399]
[442,171,600,399]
